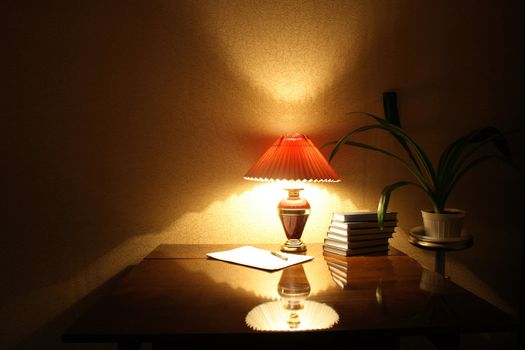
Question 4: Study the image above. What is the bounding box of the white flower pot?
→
[421,208,466,239]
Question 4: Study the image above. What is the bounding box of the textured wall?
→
[2,0,524,349]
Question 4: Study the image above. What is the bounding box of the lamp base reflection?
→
[246,264,338,331]
[287,312,300,328]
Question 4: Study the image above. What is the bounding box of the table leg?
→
[435,251,446,275]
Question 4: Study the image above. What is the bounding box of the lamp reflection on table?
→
[245,264,339,331]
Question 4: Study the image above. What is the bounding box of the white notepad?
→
[206,246,314,271]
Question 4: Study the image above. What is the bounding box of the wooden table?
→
[62,244,517,349]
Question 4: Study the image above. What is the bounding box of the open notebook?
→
[206,246,314,271]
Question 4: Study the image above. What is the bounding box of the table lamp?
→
[244,133,340,252]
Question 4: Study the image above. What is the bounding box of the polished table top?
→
[62,244,517,345]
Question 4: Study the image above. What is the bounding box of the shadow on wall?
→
[2,1,268,348]
[321,0,525,315]
[3,0,208,298]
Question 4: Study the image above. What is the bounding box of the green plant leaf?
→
[329,122,438,193]
[377,181,425,228]
[438,127,520,189]
[469,127,512,159]
[436,129,482,200]
[438,127,497,198]
[454,128,521,173]
[347,111,387,124]
[327,123,380,163]
[437,134,470,182]
[346,112,421,172]
[442,154,517,205]
[334,140,434,195]
[328,110,523,220]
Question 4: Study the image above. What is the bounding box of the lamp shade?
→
[244,133,340,182]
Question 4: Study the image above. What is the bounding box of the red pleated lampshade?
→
[244,134,340,182]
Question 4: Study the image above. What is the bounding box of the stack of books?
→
[322,211,397,256]
[324,254,350,289]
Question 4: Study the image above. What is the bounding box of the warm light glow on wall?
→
[271,77,310,102]
[198,1,362,102]
[164,182,355,245]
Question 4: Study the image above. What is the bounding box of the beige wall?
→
[2,1,524,349]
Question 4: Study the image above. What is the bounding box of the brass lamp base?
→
[278,188,310,253]
[281,239,307,253]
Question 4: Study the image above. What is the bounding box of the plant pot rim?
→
[421,208,466,215]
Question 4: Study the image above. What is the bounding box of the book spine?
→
[332,212,397,222]
[324,238,389,249]
[323,248,349,256]
[330,221,397,230]
[329,225,396,235]
[327,231,394,241]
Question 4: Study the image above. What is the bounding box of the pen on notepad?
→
[271,251,288,261]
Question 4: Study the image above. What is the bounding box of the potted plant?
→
[326,112,521,239]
